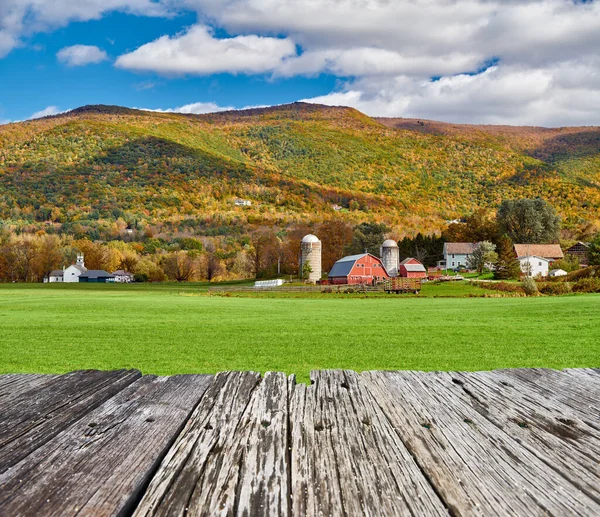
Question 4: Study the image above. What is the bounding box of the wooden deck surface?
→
[0,368,598,516]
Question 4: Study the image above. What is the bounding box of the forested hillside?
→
[1,102,599,242]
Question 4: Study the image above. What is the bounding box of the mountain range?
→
[1,102,599,240]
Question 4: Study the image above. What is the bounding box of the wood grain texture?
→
[289,370,449,517]
[0,369,141,473]
[0,374,57,403]
[450,370,600,504]
[0,374,212,517]
[498,368,600,421]
[133,370,268,517]
[361,370,600,516]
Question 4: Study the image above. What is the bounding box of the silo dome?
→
[382,239,398,248]
[302,234,320,243]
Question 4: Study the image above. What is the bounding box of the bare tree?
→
[162,251,195,282]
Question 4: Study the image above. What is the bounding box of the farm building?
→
[518,256,550,277]
[399,258,427,278]
[549,268,568,278]
[78,270,115,283]
[443,243,478,270]
[328,253,390,285]
[44,254,87,283]
[112,270,135,283]
[513,244,563,263]
[565,242,590,265]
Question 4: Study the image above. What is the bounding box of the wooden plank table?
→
[0,368,598,516]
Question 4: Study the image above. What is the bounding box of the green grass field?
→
[1,284,598,382]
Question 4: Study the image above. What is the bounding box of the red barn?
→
[328,253,390,285]
[399,257,427,278]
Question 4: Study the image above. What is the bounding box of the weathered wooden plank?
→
[0,369,141,473]
[0,374,212,516]
[289,370,449,517]
[0,374,57,403]
[133,371,264,516]
[450,370,600,503]
[497,368,599,421]
[362,370,600,516]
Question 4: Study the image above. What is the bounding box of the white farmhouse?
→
[442,242,479,270]
[518,255,550,277]
[63,254,87,283]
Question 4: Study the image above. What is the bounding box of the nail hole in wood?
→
[146,417,155,423]
[314,422,324,432]
[261,420,271,428]
[88,422,97,428]
[341,381,349,390]
[557,418,576,427]
[452,378,464,385]
[421,422,432,429]
[205,424,213,430]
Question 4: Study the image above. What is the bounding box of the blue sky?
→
[1,1,599,126]
[0,11,339,122]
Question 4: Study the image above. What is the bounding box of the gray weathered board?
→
[0,368,598,516]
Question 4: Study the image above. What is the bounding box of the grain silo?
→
[300,234,322,283]
[380,239,399,277]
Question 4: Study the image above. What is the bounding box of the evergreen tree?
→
[494,236,521,280]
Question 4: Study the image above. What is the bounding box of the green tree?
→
[588,234,600,266]
[494,236,521,280]
[497,199,560,244]
[467,241,498,275]
[345,223,389,256]
[301,262,313,280]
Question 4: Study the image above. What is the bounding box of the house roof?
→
[66,264,87,273]
[549,269,567,275]
[444,242,478,255]
[48,270,64,277]
[79,270,114,279]
[514,244,564,259]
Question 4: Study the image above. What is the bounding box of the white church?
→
[45,254,88,283]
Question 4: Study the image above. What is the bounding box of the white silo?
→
[380,239,399,277]
[300,234,322,283]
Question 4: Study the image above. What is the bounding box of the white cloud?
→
[0,0,173,58]
[3,0,600,125]
[29,106,62,119]
[115,24,296,75]
[143,101,235,114]
[303,63,600,126]
[57,44,107,66]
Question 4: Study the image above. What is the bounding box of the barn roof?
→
[514,244,563,259]
[79,270,115,279]
[328,254,367,277]
[329,253,388,277]
[403,264,427,272]
[444,242,478,254]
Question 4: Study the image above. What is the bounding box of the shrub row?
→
[572,277,600,293]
